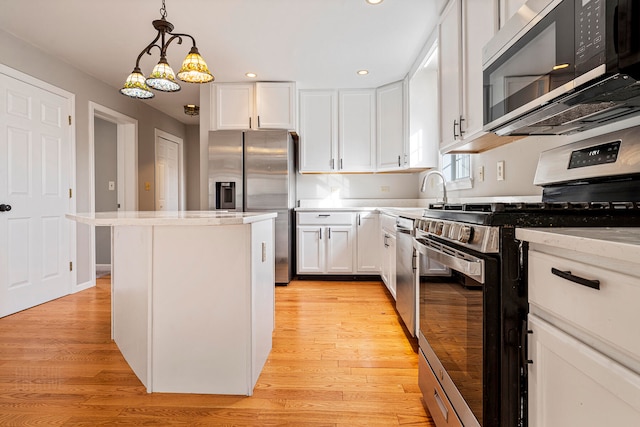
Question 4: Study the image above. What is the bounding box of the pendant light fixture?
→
[120,0,214,99]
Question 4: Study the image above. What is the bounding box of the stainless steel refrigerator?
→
[208,130,296,284]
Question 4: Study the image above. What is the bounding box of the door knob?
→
[0,204,11,212]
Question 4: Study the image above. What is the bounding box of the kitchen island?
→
[66,211,276,395]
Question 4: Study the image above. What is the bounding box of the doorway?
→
[155,129,184,211]
[0,64,75,317]
[89,103,137,286]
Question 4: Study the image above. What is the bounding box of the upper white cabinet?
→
[210,82,296,131]
[299,89,375,173]
[499,0,527,28]
[376,80,405,171]
[299,90,337,173]
[339,90,376,172]
[438,0,498,153]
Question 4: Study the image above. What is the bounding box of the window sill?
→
[445,177,473,191]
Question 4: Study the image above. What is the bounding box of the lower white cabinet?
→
[379,214,397,298]
[296,212,355,274]
[517,228,640,427]
[356,212,380,273]
[528,315,640,427]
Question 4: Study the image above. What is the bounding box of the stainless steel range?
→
[415,126,640,427]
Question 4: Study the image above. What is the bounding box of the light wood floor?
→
[0,277,434,426]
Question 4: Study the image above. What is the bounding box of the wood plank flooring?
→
[0,277,434,426]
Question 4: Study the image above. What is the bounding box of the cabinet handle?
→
[317,214,330,217]
[319,228,322,240]
[249,117,252,128]
[340,158,343,170]
[433,389,449,422]
[358,214,361,226]
[257,115,261,128]
[397,155,401,167]
[331,158,335,169]
[453,119,459,139]
[328,227,331,239]
[551,268,600,290]
[459,115,465,135]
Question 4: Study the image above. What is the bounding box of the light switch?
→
[108,181,115,191]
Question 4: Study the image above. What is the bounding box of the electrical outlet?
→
[108,181,115,191]
[478,166,485,182]
[145,182,151,191]
[497,161,505,181]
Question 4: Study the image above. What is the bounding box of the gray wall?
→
[0,29,189,287]
[94,118,117,265]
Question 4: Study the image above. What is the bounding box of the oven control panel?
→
[415,218,500,253]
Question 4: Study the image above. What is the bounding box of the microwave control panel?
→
[576,0,605,68]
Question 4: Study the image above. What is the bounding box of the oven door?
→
[414,236,500,427]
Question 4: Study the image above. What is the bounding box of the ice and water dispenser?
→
[215,181,236,210]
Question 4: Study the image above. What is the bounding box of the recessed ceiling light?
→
[366,0,383,4]
[245,72,257,78]
[357,70,369,75]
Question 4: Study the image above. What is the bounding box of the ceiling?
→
[0,0,438,125]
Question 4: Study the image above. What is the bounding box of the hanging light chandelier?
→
[120,0,214,99]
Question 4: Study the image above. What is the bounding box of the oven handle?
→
[413,237,485,284]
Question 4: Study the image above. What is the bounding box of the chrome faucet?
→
[420,170,448,204]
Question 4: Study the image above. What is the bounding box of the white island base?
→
[67,211,276,395]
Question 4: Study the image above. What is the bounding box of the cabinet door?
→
[461,0,497,140]
[297,226,324,274]
[380,229,391,286]
[299,90,337,173]
[387,234,396,299]
[213,84,254,130]
[356,212,379,273]
[325,226,354,273]
[376,81,405,171]
[339,90,376,172]
[255,82,296,130]
[528,315,640,427]
[499,0,526,28]
[438,0,462,150]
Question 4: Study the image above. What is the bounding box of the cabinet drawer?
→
[297,212,353,225]
[528,250,640,359]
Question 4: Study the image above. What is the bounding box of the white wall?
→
[296,173,421,201]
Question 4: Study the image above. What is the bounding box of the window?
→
[442,154,470,182]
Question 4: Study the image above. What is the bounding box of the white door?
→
[155,136,179,211]
[0,73,71,317]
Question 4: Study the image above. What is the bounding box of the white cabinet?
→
[339,91,376,172]
[376,81,406,171]
[298,90,375,173]
[518,229,640,427]
[356,211,380,273]
[210,82,296,131]
[438,0,497,153]
[499,0,527,28]
[379,214,397,298]
[296,212,355,274]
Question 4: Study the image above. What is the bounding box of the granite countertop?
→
[66,211,277,226]
[516,227,640,265]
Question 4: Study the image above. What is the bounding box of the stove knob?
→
[458,225,473,243]
[434,221,444,236]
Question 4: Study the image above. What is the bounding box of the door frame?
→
[154,128,185,210]
[89,102,138,286]
[0,63,77,293]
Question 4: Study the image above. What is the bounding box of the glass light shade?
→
[177,47,214,83]
[146,60,181,92]
[120,69,154,99]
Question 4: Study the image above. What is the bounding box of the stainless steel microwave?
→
[483,0,640,136]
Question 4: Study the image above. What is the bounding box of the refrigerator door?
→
[244,130,295,284]
[244,131,291,210]
[208,130,243,211]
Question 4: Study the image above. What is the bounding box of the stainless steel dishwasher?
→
[395,216,416,337]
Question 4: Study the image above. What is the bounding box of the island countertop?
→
[66,210,277,226]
